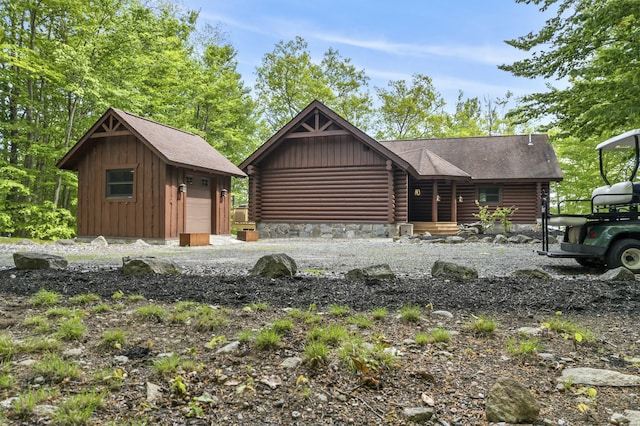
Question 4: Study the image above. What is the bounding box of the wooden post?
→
[451,181,457,222]
[387,160,394,223]
[431,180,438,222]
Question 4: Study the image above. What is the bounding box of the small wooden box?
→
[237,230,259,242]
[179,233,210,247]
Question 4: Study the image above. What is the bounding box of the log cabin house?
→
[239,100,563,238]
[57,108,246,243]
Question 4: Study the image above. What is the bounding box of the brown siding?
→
[456,182,547,224]
[75,134,166,239]
[393,168,408,222]
[259,166,391,222]
[214,175,232,234]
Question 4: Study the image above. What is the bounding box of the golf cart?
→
[539,129,640,272]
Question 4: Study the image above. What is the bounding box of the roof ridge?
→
[380,134,542,143]
[113,108,199,138]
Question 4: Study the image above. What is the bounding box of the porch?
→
[410,221,459,236]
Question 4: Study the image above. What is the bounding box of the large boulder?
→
[431,260,478,280]
[122,256,181,276]
[250,253,297,278]
[345,264,395,280]
[600,267,636,281]
[13,252,68,270]
[485,377,540,423]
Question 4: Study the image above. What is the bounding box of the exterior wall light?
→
[221,188,228,197]
[458,195,463,203]
[413,188,421,196]
[178,183,187,193]
[436,195,441,202]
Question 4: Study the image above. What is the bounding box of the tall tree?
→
[500,0,640,138]
[254,36,372,132]
[374,73,447,140]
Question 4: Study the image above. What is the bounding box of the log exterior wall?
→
[250,134,400,224]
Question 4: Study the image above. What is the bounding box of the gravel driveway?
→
[1,236,580,278]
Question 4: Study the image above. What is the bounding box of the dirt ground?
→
[0,257,639,425]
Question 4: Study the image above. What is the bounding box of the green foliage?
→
[304,340,330,366]
[501,0,640,138]
[194,305,228,331]
[541,312,595,345]
[153,354,181,377]
[12,388,56,420]
[34,353,80,383]
[69,293,101,306]
[466,315,497,334]
[270,318,294,335]
[134,305,168,322]
[100,330,127,350]
[347,313,373,329]
[472,201,518,233]
[328,304,351,317]
[52,391,104,426]
[371,307,388,320]
[0,335,18,361]
[254,328,282,350]
[399,304,422,323]
[430,327,452,344]
[506,336,541,357]
[28,289,61,307]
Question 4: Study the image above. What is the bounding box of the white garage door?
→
[185,175,211,234]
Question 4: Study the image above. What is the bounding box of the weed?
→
[542,312,596,346]
[506,336,541,357]
[91,304,111,314]
[126,294,145,302]
[153,354,181,376]
[28,289,60,307]
[0,371,13,390]
[307,324,348,346]
[371,307,388,320]
[237,330,252,343]
[21,337,61,353]
[287,308,322,324]
[52,390,104,425]
[347,313,373,328]
[0,335,18,361]
[93,368,126,390]
[134,304,168,322]
[45,307,77,318]
[34,353,80,383]
[414,332,431,346]
[328,304,350,317]
[194,305,228,331]
[23,315,51,332]
[466,315,497,334]
[69,293,101,305]
[174,301,198,312]
[55,317,86,341]
[304,340,330,366]
[101,330,127,349]
[254,328,281,350]
[207,335,228,349]
[111,290,125,299]
[399,304,422,322]
[12,387,56,419]
[431,327,452,343]
[270,318,294,334]
[172,375,187,396]
[247,302,269,312]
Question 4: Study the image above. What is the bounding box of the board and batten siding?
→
[456,182,549,223]
[252,134,398,223]
[76,134,178,239]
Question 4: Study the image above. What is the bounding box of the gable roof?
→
[381,134,563,181]
[239,100,420,176]
[393,147,471,178]
[57,108,246,178]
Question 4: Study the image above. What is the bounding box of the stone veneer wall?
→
[256,222,398,239]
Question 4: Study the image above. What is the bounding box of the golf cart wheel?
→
[575,257,604,268]
[606,238,640,273]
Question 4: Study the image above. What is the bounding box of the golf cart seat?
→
[592,181,634,206]
[547,215,588,227]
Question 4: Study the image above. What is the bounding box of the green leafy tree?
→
[255,36,372,132]
[374,73,448,140]
[500,0,640,138]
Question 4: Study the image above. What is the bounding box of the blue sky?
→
[180,0,555,110]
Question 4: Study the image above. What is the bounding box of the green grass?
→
[194,305,228,331]
[506,336,541,357]
[247,302,269,312]
[21,337,61,353]
[126,294,145,302]
[23,315,51,332]
[100,330,127,349]
[134,304,168,322]
[304,340,330,366]
[307,324,348,346]
[254,328,282,350]
[466,315,497,334]
[270,318,294,334]
[0,371,14,390]
[52,390,104,426]
[414,332,431,346]
[153,354,181,376]
[430,327,452,343]
[28,289,60,307]
[34,353,80,384]
[0,335,18,361]
[45,307,77,318]
[399,304,422,322]
[55,317,86,341]
[347,313,373,328]
[12,388,56,419]
[542,313,596,343]
[91,303,111,314]
[69,293,101,305]
[371,307,388,320]
[328,304,350,317]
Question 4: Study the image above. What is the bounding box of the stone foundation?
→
[256,222,397,239]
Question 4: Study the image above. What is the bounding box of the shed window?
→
[478,186,500,204]
[106,169,134,198]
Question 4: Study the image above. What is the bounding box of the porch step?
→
[411,222,459,236]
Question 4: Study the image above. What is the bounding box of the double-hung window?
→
[106,168,134,198]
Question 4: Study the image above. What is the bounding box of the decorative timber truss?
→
[285,108,350,139]
[90,113,132,138]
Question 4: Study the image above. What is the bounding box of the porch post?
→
[451,181,457,222]
[431,180,438,222]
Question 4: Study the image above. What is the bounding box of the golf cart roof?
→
[596,129,640,151]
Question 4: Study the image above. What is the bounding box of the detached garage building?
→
[57,108,246,243]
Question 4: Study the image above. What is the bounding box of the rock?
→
[511,268,552,280]
[281,356,302,370]
[403,406,434,422]
[122,256,181,276]
[625,410,640,426]
[146,382,163,403]
[13,252,68,270]
[518,326,542,336]
[0,397,18,409]
[54,239,76,245]
[493,234,508,243]
[557,367,640,386]
[62,348,83,357]
[485,377,540,423]
[216,341,241,354]
[445,236,466,244]
[508,234,533,244]
[32,404,57,416]
[113,355,129,364]
[600,267,636,281]
[91,235,108,247]
[345,264,395,279]
[431,260,478,280]
[431,310,454,319]
[249,253,297,277]
[133,239,150,247]
[15,238,34,245]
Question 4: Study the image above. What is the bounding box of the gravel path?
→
[0,236,579,278]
